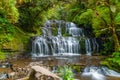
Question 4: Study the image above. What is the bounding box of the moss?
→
[51,27,58,36]
[0,51,6,60]
[0,26,32,59]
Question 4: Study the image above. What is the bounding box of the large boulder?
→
[29,66,62,80]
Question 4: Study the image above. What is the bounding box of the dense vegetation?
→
[0,0,120,70]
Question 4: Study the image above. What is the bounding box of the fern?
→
[59,66,75,80]
[115,12,120,24]
[74,9,93,25]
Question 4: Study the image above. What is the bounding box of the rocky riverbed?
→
[0,55,120,80]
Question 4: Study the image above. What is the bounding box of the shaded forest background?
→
[0,0,120,70]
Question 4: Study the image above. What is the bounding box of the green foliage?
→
[75,9,93,25]
[101,38,114,55]
[0,51,6,60]
[102,48,120,71]
[0,0,19,59]
[0,0,19,23]
[47,7,60,20]
[0,17,15,46]
[0,0,18,46]
[109,48,120,64]
[18,0,59,32]
[70,64,81,73]
[0,18,15,34]
[92,6,111,37]
[58,66,75,80]
[96,6,111,23]
[115,12,120,24]
[79,38,86,53]
[67,1,86,22]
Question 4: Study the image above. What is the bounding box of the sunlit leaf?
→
[110,5,116,13]
[114,12,120,24]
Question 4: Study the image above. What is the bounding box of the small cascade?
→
[58,26,62,37]
[52,37,80,55]
[31,37,50,57]
[31,20,100,57]
[85,38,99,56]
[82,66,120,80]
[85,38,92,56]
[65,22,84,37]
[42,27,48,37]
[68,27,85,37]
[65,22,77,33]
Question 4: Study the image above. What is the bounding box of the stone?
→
[30,66,62,80]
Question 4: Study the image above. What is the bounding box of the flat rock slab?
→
[31,66,62,80]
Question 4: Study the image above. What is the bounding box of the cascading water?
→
[31,20,99,57]
[31,36,50,57]
[85,38,92,56]
[91,38,99,52]
[65,22,85,37]
[52,37,80,55]
[81,66,120,80]
[68,27,85,37]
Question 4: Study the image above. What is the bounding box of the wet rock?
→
[29,66,62,80]
[16,76,29,80]
[0,62,13,68]
[0,72,8,80]
[28,61,43,67]
[8,72,16,79]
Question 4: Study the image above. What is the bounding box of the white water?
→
[82,66,120,80]
[85,38,92,56]
[31,20,99,57]
[68,27,85,37]
[52,37,80,55]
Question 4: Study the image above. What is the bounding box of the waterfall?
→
[31,37,49,57]
[68,27,85,37]
[85,38,99,56]
[85,38,92,56]
[58,26,62,37]
[31,20,100,57]
[51,37,80,55]
[42,27,48,37]
[92,38,99,53]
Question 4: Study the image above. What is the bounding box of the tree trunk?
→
[111,25,120,51]
[107,0,120,51]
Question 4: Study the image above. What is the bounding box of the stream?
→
[0,55,120,80]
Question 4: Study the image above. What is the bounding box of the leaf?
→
[77,9,93,24]
[115,12,120,24]
[110,5,116,13]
